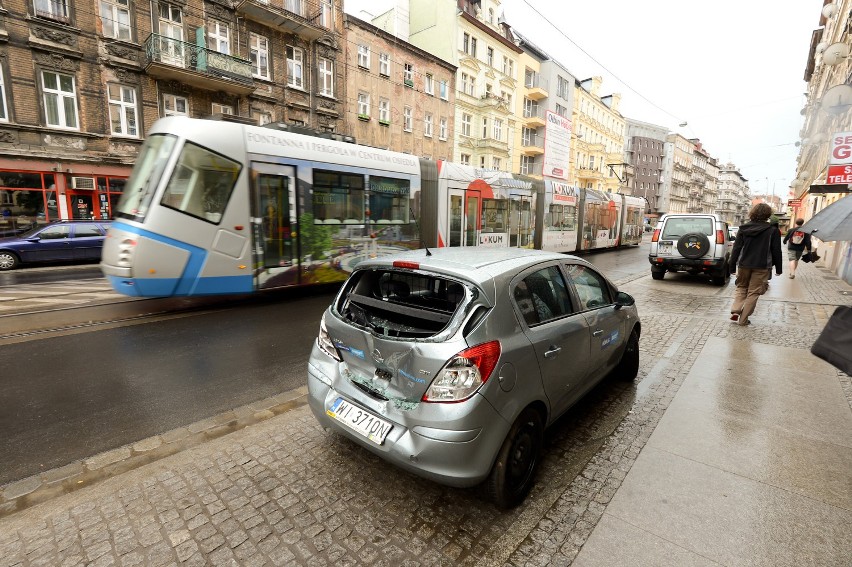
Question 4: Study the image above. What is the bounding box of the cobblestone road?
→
[1,262,849,567]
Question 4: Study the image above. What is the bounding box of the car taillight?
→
[716,230,725,244]
[651,229,661,242]
[423,340,501,403]
[317,319,342,362]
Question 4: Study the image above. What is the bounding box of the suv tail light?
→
[716,229,725,244]
[317,319,342,362]
[651,229,661,242]
[423,340,501,403]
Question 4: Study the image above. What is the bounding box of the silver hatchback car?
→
[307,247,640,508]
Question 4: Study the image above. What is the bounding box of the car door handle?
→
[592,330,604,337]
[544,345,562,358]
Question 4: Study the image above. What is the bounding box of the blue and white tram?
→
[101,117,422,296]
[102,117,647,297]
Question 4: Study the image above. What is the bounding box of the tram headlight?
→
[117,238,136,267]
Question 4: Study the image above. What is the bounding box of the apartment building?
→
[572,76,625,193]
[344,14,455,159]
[717,163,750,225]
[624,118,667,223]
[0,0,343,226]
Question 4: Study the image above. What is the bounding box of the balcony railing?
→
[519,162,543,176]
[523,106,545,120]
[524,74,549,91]
[144,34,253,86]
[522,135,544,148]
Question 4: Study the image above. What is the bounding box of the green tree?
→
[298,212,333,261]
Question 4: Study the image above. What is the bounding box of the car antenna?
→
[410,206,431,256]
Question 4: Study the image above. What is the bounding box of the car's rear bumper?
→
[307,345,510,488]
[649,255,726,271]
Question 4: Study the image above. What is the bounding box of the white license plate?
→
[659,244,672,254]
[327,397,393,445]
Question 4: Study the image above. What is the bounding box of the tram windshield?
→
[114,134,177,221]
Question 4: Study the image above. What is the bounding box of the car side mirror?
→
[614,291,635,308]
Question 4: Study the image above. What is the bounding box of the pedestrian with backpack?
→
[782,218,812,279]
[729,203,783,326]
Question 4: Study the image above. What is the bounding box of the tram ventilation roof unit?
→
[71,176,95,190]
[262,122,356,144]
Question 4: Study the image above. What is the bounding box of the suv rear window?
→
[661,217,714,239]
[337,269,468,338]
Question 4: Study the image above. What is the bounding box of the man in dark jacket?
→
[782,217,813,279]
[729,203,782,326]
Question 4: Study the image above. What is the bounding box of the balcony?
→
[577,167,604,180]
[523,74,549,100]
[519,162,543,176]
[235,0,326,40]
[522,106,545,128]
[477,137,509,152]
[521,135,544,155]
[144,34,255,95]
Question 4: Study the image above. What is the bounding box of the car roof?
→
[356,247,586,286]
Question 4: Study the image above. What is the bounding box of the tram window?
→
[368,176,409,224]
[481,198,507,233]
[312,170,364,224]
[548,204,576,230]
[160,141,241,224]
[115,134,177,220]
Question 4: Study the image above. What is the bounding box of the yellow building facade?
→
[571,77,626,193]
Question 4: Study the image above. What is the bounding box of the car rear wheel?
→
[486,407,543,509]
[651,267,665,280]
[0,251,19,271]
[677,232,710,259]
[711,264,730,286]
[614,329,640,381]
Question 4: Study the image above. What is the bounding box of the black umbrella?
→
[799,195,852,241]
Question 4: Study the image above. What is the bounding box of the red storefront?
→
[0,159,130,236]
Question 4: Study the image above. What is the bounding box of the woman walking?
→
[729,203,782,326]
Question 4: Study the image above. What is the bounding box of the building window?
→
[520,155,534,175]
[439,79,448,100]
[403,106,412,132]
[463,33,469,54]
[589,155,595,169]
[480,156,486,168]
[424,113,433,137]
[557,75,570,99]
[555,103,567,118]
[250,33,270,80]
[461,73,475,96]
[163,94,188,116]
[403,63,413,87]
[108,83,138,137]
[379,98,390,123]
[424,73,434,95]
[100,0,132,40]
[486,47,494,67]
[0,68,7,122]
[35,0,70,22]
[379,53,390,76]
[318,58,333,96]
[481,117,488,138]
[42,70,78,129]
[461,113,471,136]
[212,103,233,115]
[439,117,447,140]
[253,110,272,125]
[493,118,502,141]
[206,20,229,54]
[319,0,332,28]
[502,57,514,78]
[460,153,470,165]
[287,46,304,89]
[522,127,535,146]
[470,37,477,57]
[357,92,370,118]
[285,0,302,16]
[357,45,370,69]
[492,157,501,170]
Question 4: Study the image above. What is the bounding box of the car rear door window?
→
[38,225,71,239]
[565,264,612,311]
[514,266,573,326]
[71,223,102,237]
[661,217,713,238]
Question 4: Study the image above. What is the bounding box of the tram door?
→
[509,195,533,247]
[251,164,296,271]
[448,189,480,247]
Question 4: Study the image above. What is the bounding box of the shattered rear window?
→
[336,269,469,338]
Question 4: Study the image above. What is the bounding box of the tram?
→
[101,117,645,297]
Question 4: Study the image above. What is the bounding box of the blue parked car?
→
[0,220,112,271]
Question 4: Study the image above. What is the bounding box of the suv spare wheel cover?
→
[677,232,710,259]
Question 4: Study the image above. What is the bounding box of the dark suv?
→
[648,213,732,285]
[0,220,112,271]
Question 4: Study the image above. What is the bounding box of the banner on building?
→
[542,111,572,180]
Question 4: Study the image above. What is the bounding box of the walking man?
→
[729,203,783,326]
[782,218,812,279]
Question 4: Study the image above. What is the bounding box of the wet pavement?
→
[1,260,850,566]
